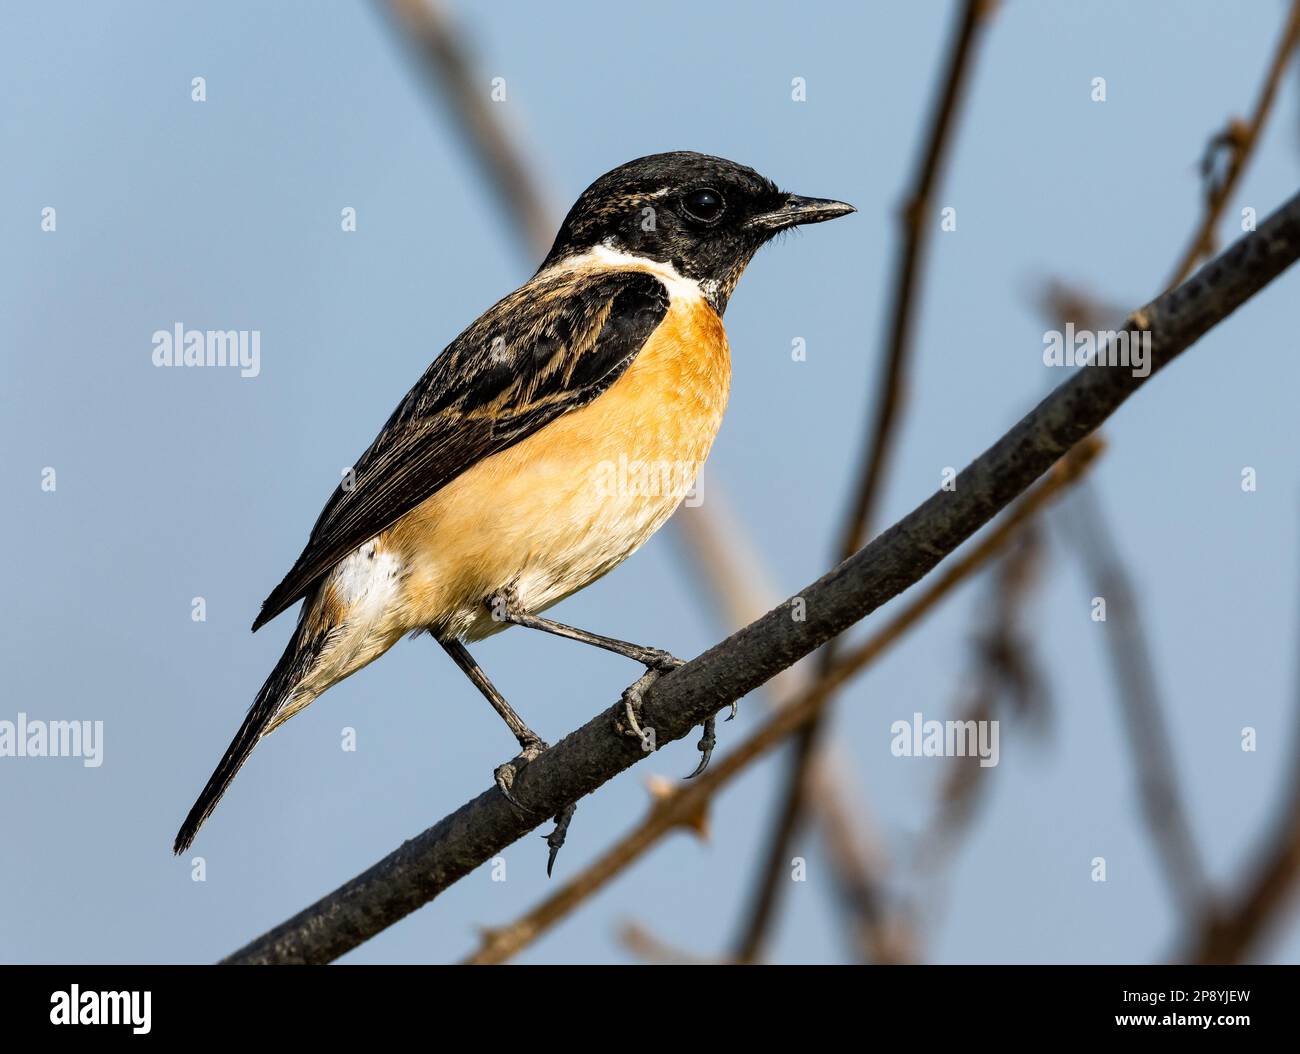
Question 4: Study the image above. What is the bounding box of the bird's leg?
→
[544,801,577,878]
[490,592,685,673]
[438,638,551,807]
[438,637,579,873]
[486,591,717,774]
[687,715,717,779]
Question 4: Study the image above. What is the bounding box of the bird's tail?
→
[173,611,330,855]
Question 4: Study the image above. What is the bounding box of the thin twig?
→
[618,922,725,965]
[734,0,997,962]
[224,195,1300,963]
[1163,0,1300,289]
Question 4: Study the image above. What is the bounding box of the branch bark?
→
[223,187,1300,964]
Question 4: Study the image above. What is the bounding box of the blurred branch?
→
[835,0,996,558]
[1163,0,1300,290]
[673,496,914,963]
[1037,284,1211,918]
[1185,523,1300,963]
[913,522,1047,876]
[465,439,1100,965]
[733,0,997,962]
[1064,485,1211,916]
[381,0,555,254]
[225,194,1300,962]
[805,761,919,963]
[1015,1,1300,942]
[618,922,724,965]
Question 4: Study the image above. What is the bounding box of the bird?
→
[173,151,854,868]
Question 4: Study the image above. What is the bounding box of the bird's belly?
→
[388,296,731,641]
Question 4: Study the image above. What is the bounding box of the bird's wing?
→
[252,267,670,630]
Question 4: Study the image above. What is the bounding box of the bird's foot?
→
[616,650,684,742]
[543,802,578,877]
[686,695,740,777]
[494,735,549,813]
[634,647,686,673]
[617,667,666,748]
[686,715,717,779]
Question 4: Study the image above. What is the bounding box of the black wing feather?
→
[252,268,670,630]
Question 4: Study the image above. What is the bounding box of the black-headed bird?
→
[174,151,854,866]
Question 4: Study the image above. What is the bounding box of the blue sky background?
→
[3,0,1299,964]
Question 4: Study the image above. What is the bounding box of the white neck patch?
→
[547,243,704,304]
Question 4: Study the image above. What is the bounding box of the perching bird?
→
[174,151,853,865]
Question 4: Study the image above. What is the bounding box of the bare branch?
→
[1163,0,1300,289]
[223,191,1300,963]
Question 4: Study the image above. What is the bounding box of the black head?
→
[540,151,854,314]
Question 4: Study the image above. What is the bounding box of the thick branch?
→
[224,190,1300,964]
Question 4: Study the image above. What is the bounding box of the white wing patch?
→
[332,540,404,624]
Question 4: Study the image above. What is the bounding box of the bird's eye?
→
[682,188,725,224]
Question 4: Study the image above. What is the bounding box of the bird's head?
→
[540,151,855,313]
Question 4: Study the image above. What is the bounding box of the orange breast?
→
[389,286,732,640]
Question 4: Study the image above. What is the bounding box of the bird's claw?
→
[494,736,549,814]
[544,802,578,877]
[619,667,663,743]
[640,648,685,673]
[617,651,684,741]
[686,715,717,778]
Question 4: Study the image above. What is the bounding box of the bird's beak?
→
[747,194,856,233]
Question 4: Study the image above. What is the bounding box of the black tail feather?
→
[173,615,326,854]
